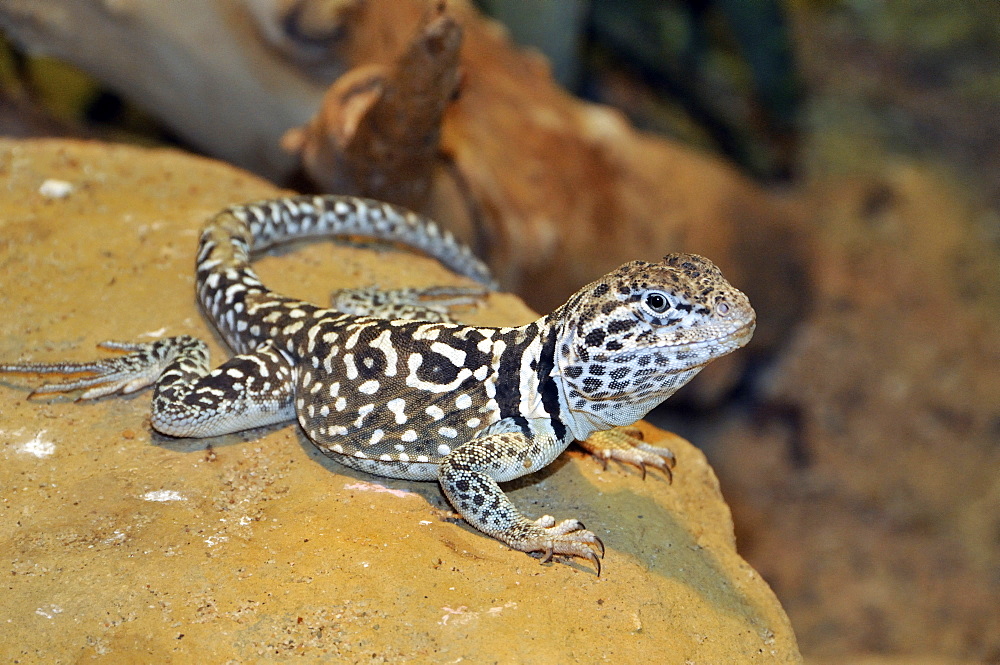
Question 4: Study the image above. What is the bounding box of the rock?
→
[0,138,800,662]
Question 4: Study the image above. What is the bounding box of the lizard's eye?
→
[643,290,672,314]
[717,300,731,316]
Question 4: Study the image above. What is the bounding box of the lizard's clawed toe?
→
[578,426,678,482]
[4,339,196,401]
[523,517,604,574]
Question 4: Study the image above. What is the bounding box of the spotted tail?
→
[223,196,493,286]
[195,195,495,353]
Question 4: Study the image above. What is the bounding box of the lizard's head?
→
[552,253,756,433]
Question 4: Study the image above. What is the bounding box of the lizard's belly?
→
[332,454,441,481]
[295,375,502,476]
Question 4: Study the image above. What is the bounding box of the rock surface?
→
[0,139,800,663]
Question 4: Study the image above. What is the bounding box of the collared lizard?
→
[0,195,755,574]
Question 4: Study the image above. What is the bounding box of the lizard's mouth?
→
[651,316,756,353]
[566,318,758,391]
[715,318,756,348]
[640,318,757,373]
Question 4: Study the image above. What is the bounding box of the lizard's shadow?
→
[152,421,565,505]
[154,420,758,605]
[151,421,292,454]
[285,427,572,500]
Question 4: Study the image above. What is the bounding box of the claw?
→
[590,551,602,577]
[519,517,605,575]
[638,442,677,468]
[2,337,203,402]
[578,426,678,482]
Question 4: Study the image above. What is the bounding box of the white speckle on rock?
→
[204,535,228,547]
[35,604,63,619]
[38,179,74,199]
[142,490,186,502]
[343,481,415,498]
[139,327,168,338]
[18,431,55,458]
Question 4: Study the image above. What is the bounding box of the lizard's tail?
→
[204,195,495,288]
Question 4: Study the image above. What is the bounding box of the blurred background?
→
[2,1,997,662]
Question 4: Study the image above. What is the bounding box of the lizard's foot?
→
[578,425,678,481]
[0,337,206,400]
[438,434,606,574]
[331,285,488,322]
[517,516,605,575]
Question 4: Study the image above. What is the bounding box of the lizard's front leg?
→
[438,432,605,574]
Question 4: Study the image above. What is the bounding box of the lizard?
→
[0,195,756,574]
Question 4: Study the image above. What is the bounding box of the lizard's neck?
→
[488,319,573,445]
[511,312,610,445]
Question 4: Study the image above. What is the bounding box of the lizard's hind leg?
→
[330,285,488,323]
[150,339,296,438]
[0,336,209,400]
[1,336,297,439]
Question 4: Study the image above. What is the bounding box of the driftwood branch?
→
[0,0,808,400]
[282,3,462,211]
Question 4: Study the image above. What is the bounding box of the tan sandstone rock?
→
[0,139,799,663]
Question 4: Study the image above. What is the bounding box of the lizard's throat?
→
[556,365,706,441]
